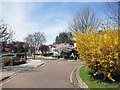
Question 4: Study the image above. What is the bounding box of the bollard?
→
[10,57,14,66]
[24,57,27,62]
[20,58,23,62]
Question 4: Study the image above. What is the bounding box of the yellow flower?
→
[101,21,104,25]
[103,26,105,29]
[93,72,98,76]
[110,61,113,64]
[106,20,108,25]
[72,21,119,82]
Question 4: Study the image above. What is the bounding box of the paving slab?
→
[0,59,44,81]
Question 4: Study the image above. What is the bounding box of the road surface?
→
[2,59,85,88]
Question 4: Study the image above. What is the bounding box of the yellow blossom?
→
[72,21,119,82]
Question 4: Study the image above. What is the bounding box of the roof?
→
[5,48,11,52]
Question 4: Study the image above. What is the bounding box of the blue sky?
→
[0,2,117,45]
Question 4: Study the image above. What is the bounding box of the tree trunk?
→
[63,53,65,59]
[34,47,35,58]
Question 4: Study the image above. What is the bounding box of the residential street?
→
[2,59,85,88]
[1,2,119,89]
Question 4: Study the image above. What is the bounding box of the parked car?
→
[0,54,17,58]
[26,53,31,56]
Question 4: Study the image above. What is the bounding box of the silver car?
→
[0,54,17,58]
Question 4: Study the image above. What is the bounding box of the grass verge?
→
[31,58,38,60]
[55,58,83,62]
[79,65,120,89]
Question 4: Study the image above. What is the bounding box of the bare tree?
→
[24,32,46,58]
[0,24,14,53]
[104,2,119,24]
[0,24,14,42]
[68,8,100,33]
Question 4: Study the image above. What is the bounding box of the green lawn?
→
[31,58,38,60]
[55,58,83,62]
[79,65,120,89]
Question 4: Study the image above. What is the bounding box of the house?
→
[1,41,27,53]
[4,43,14,53]
[48,44,59,56]
[73,41,76,48]
[0,41,3,53]
[0,41,11,53]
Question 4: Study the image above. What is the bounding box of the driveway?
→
[2,59,85,88]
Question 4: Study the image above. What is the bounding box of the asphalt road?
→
[2,59,85,88]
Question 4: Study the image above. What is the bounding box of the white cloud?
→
[2,2,69,45]
[0,2,2,23]
[41,22,68,45]
[2,3,42,41]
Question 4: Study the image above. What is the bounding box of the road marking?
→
[40,62,45,67]
[70,66,78,85]
[0,63,45,86]
[38,62,45,68]
[0,73,22,86]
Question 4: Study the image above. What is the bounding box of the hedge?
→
[42,53,53,56]
[16,52,26,59]
[1,53,26,66]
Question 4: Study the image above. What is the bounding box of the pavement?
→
[0,58,44,82]
[1,57,85,88]
[37,56,56,60]
[76,66,89,88]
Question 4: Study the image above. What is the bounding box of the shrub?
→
[72,21,120,82]
[59,55,64,58]
[33,54,42,55]
[42,53,53,56]
[2,57,11,66]
[60,52,73,59]
[14,56,20,62]
[1,53,27,66]
[16,52,26,59]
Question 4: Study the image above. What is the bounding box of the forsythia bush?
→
[72,22,120,82]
